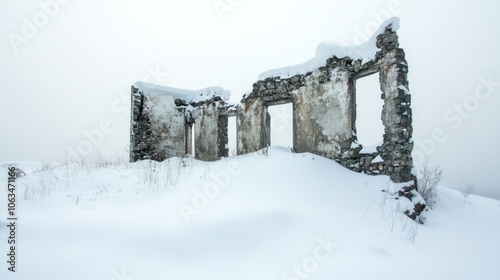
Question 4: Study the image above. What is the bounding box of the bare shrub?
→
[462,183,474,201]
[138,161,160,192]
[417,160,443,210]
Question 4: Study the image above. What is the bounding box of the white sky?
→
[1,0,499,199]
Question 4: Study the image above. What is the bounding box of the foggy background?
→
[1,0,499,199]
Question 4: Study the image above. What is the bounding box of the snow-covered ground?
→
[1,147,499,280]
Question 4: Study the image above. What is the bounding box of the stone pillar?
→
[263,107,271,148]
[217,115,229,158]
[379,48,414,183]
[194,104,220,161]
[237,98,267,154]
[130,86,143,162]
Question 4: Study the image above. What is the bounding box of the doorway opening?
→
[355,73,384,147]
[267,103,293,149]
[191,124,195,157]
[185,123,195,157]
[228,116,237,157]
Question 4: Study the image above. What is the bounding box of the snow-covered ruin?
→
[130,18,425,218]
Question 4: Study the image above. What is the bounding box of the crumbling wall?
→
[130,84,231,162]
[336,27,414,184]
[130,86,185,162]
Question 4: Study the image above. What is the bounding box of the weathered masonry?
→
[130,18,424,218]
[130,19,413,182]
[130,83,235,162]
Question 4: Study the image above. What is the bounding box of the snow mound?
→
[133,81,231,102]
[1,147,499,280]
[259,17,400,79]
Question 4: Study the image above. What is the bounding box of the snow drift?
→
[0,147,499,280]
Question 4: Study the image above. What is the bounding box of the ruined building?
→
[130,18,425,219]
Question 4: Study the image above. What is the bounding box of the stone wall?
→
[130,85,232,162]
[336,28,414,184]
[130,86,186,162]
[237,97,267,155]
[193,97,229,161]
[239,67,355,158]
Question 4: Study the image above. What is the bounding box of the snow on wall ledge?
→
[130,17,424,220]
[258,17,400,80]
[133,81,231,103]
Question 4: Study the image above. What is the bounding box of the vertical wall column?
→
[217,115,229,158]
[194,104,220,161]
[263,107,271,148]
[130,87,143,162]
[237,98,267,154]
[379,48,414,183]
